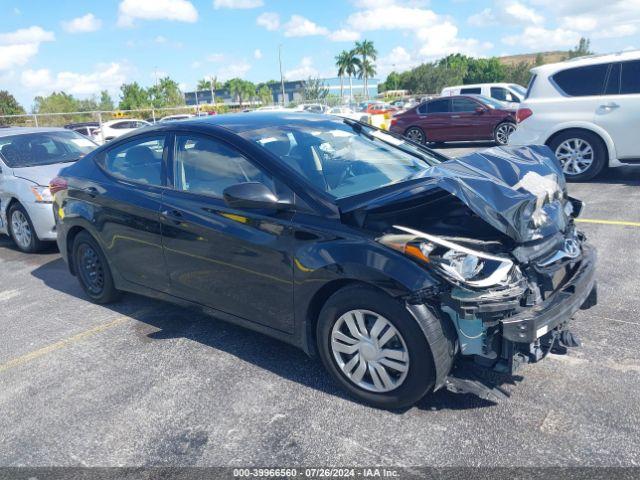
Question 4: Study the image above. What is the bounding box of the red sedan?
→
[390,95,516,145]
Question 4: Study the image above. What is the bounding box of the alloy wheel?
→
[405,128,425,144]
[77,243,105,295]
[495,123,516,145]
[555,138,594,175]
[11,210,32,250]
[330,309,410,393]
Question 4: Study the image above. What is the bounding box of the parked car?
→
[91,119,151,145]
[159,114,195,122]
[509,50,640,181]
[51,113,596,408]
[442,83,526,109]
[64,122,99,138]
[328,106,370,123]
[0,127,96,252]
[390,95,517,145]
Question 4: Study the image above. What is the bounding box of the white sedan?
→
[0,127,97,252]
[328,106,370,123]
[91,119,150,145]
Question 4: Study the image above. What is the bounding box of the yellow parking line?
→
[576,218,640,227]
[0,316,129,374]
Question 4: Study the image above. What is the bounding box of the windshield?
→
[0,130,96,168]
[240,118,442,199]
[510,84,527,97]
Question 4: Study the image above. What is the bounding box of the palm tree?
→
[335,51,350,102]
[344,49,361,104]
[354,40,377,99]
[357,59,377,93]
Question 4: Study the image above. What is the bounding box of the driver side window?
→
[174,134,274,198]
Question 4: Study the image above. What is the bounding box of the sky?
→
[1,0,639,109]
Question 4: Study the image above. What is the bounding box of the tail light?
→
[390,118,398,127]
[49,176,68,195]
[516,108,533,123]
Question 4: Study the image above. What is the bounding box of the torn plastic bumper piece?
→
[501,244,597,343]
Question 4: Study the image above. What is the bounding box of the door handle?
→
[601,102,620,109]
[451,115,461,119]
[161,209,183,222]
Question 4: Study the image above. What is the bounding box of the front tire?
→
[316,285,436,409]
[548,130,606,181]
[494,121,516,145]
[73,231,120,304]
[8,203,44,253]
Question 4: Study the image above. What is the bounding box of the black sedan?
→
[51,113,597,409]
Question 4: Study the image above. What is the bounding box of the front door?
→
[160,133,295,333]
[450,97,487,140]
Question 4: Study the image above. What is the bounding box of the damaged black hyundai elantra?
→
[51,112,597,409]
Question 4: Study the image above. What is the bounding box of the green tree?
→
[465,57,505,83]
[197,78,212,90]
[302,77,329,103]
[0,90,25,116]
[568,37,593,59]
[226,78,255,106]
[99,90,114,111]
[535,53,545,66]
[503,61,532,86]
[354,40,377,99]
[380,71,402,92]
[33,92,79,113]
[257,85,273,105]
[335,50,352,102]
[118,82,150,110]
[148,76,184,108]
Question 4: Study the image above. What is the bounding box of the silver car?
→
[0,127,97,252]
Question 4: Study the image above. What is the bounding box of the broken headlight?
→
[378,225,515,288]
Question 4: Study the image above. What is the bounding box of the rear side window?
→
[174,134,274,198]
[604,63,621,95]
[621,60,640,94]
[417,103,428,114]
[460,87,481,94]
[425,98,450,113]
[552,64,609,96]
[101,135,165,186]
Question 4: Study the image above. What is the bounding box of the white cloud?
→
[213,0,263,8]
[469,1,543,27]
[62,13,102,33]
[117,0,198,27]
[285,57,318,80]
[283,15,329,37]
[256,12,280,31]
[502,26,581,50]
[328,29,361,42]
[21,63,128,96]
[347,5,438,31]
[216,61,251,81]
[417,22,493,59]
[207,53,225,62]
[0,26,55,71]
[377,46,420,77]
[254,48,262,59]
[155,35,167,43]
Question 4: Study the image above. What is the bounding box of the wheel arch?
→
[65,225,89,275]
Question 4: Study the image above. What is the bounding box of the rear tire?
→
[404,126,426,144]
[73,231,120,304]
[548,130,606,181]
[316,284,436,409]
[8,203,44,253]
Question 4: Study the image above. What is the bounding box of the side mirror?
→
[475,107,486,114]
[223,182,290,211]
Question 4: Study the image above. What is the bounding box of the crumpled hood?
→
[11,163,68,187]
[425,145,568,243]
[341,145,570,244]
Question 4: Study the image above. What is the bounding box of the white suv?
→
[509,50,640,181]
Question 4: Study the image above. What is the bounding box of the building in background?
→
[184,77,380,106]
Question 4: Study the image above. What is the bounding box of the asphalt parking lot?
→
[1,145,639,467]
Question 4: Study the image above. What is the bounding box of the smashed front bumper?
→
[502,243,597,343]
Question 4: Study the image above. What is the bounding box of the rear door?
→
[595,60,640,160]
[92,134,170,291]
[160,132,296,333]
[418,98,452,141]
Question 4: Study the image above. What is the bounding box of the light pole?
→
[279,44,286,106]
